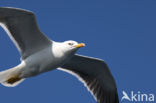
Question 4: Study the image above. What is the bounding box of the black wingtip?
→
[0,7,34,18]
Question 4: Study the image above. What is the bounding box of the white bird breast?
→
[20,45,67,78]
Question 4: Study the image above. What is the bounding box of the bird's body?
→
[20,41,75,78]
[0,7,119,103]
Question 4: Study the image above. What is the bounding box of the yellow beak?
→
[75,43,85,48]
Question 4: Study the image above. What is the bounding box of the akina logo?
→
[121,90,155,102]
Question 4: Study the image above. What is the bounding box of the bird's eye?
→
[68,43,74,45]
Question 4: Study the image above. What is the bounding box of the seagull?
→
[0,7,119,103]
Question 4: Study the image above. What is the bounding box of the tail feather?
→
[0,65,25,87]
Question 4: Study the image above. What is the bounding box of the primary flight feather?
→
[0,7,119,103]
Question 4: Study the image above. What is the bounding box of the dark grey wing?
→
[60,54,119,103]
[0,7,51,59]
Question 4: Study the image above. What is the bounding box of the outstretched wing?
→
[0,7,51,59]
[60,54,119,103]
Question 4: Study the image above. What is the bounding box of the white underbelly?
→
[20,46,66,78]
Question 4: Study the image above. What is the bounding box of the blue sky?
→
[0,0,156,103]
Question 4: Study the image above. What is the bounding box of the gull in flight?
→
[0,7,119,103]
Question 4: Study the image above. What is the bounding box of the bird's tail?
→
[0,64,25,87]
